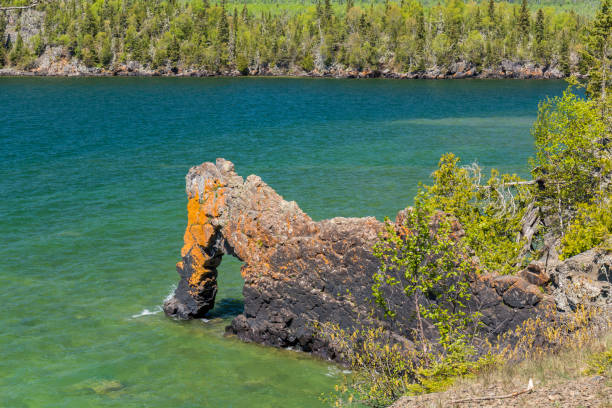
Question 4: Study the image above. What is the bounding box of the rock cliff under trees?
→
[0,1,590,78]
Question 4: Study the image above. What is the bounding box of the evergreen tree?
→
[580,0,611,111]
[241,4,248,23]
[218,6,229,45]
[0,0,593,76]
[559,32,570,76]
[346,0,354,14]
[518,0,530,38]
[0,15,6,67]
[535,8,544,43]
[9,33,25,66]
[324,0,332,24]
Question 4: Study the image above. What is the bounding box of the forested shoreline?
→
[0,0,598,77]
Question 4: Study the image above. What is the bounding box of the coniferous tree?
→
[0,0,594,76]
[324,0,332,24]
[535,9,544,44]
[580,0,611,110]
[218,5,229,45]
[241,4,248,23]
[0,15,6,67]
[346,0,354,14]
[559,32,570,76]
[518,0,530,38]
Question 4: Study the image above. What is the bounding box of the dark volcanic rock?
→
[550,245,612,312]
[164,159,555,359]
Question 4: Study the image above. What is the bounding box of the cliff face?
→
[163,159,558,358]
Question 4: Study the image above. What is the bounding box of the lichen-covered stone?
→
[164,159,556,358]
[550,247,612,312]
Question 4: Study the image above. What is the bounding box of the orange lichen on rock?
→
[188,267,214,287]
[190,224,215,247]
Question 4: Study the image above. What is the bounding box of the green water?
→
[0,78,566,407]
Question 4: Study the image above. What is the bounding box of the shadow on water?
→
[207,297,244,319]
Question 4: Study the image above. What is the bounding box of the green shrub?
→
[531,87,608,233]
[300,54,314,72]
[585,346,612,376]
[421,153,532,274]
[560,196,612,259]
[316,323,497,408]
[373,197,476,348]
[30,34,45,57]
[235,53,250,75]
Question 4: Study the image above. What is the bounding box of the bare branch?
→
[0,1,41,11]
[451,379,534,404]
[478,180,538,190]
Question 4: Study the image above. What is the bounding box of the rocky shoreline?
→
[0,47,567,79]
[0,62,567,79]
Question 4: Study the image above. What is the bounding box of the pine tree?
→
[324,0,332,24]
[580,0,611,108]
[488,0,495,21]
[241,4,248,23]
[0,15,6,67]
[218,6,230,45]
[346,0,354,14]
[559,32,570,76]
[316,0,323,21]
[228,7,237,63]
[535,9,545,43]
[518,0,530,38]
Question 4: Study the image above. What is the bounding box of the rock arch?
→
[164,159,554,357]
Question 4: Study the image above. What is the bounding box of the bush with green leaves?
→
[420,153,533,274]
[560,194,612,259]
[530,86,609,236]
[316,322,497,408]
[372,198,476,349]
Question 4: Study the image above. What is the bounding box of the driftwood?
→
[450,379,534,405]
[477,180,538,190]
[0,1,41,11]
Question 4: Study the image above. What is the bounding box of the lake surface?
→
[0,78,566,407]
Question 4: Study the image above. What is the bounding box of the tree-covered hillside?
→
[0,0,600,75]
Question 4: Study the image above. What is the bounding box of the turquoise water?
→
[0,78,566,407]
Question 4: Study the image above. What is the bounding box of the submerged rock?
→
[164,159,555,358]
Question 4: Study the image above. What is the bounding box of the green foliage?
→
[8,32,32,68]
[530,86,609,234]
[30,34,44,57]
[316,323,497,407]
[421,153,532,274]
[579,0,612,105]
[0,0,593,73]
[300,54,314,72]
[560,196,612,259]
[235,52,250,74]
[373,196,475,349]
[584,346,612,376]
[518,0,531,38]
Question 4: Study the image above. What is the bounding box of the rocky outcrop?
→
[550,246,611,312]
[0,55,569,79]
[164,159,555,359]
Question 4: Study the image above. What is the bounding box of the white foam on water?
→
[164,284,177,303]
[131,306,162,319]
